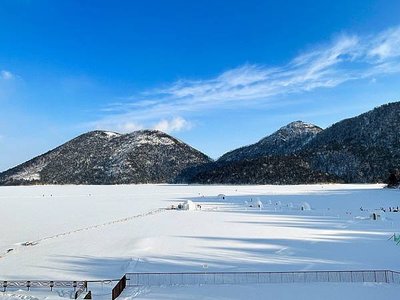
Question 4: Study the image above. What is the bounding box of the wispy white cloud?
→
[1,70,14,80]
[367,27,400,61]
[92,26,400,133]
[94,116,191,134]
[153,117,192,133]
[94,121,144,133]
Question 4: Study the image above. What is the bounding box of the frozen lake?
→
[0,184,399,299]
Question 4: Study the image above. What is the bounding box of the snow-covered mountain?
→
[0,130,212,185]
[303,102,400,182]
[218,121,322,162]
[187,102,400,184]
[183,121,329,185]
[1,102,400,185]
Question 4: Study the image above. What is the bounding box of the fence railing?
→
[126,270,400,287]
[2,280,87,299]
[4,271,400,300]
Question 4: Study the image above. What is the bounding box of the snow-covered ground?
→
[120,282,400,300]
[0,184,399,299]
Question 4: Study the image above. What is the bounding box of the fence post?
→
[112,275,126,300]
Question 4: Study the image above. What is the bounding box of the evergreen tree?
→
[387,169,400,187]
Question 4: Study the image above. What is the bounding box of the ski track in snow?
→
[1,208,166,259]
[36,208,166,243]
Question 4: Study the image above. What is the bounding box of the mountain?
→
[2,102,400,186]
[303,102,400,182]
[185,102,400,184]
[219,121,322,162]
[183,121,331,184]
[0,130,212,185]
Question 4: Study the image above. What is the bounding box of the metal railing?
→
[4,270,400,300]
[2,280,87,299]
[126,270,400,286]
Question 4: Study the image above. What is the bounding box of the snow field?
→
[0,184,399,299]
[119,282,400,300]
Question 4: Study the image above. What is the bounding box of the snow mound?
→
[182,200,196,211]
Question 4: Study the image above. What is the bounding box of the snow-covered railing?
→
[1,280,87,299]
[125,270,400,286]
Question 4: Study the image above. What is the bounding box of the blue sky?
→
[1,0,400,171]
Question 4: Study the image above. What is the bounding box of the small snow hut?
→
[254,199,263,208]
[301,202,311,211]
[178,200,196,211]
